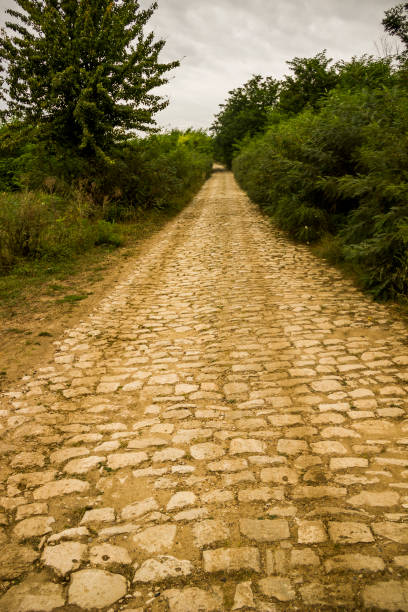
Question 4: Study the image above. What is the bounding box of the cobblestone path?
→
[1,169,408,611]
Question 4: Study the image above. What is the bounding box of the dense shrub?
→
[233,81,408,301]
[0,129,213,274]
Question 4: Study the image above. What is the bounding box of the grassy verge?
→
[0,200,189,317]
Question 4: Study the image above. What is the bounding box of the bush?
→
[233,81,408,301]
[0,129,213,275]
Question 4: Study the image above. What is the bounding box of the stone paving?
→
[0,169,408,611]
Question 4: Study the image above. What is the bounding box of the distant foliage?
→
[211,75,279,168]
[278,51,338,115]
[383,2,408,57]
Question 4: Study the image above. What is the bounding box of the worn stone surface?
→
[363,580,408,612]
[258,577,296,602]
[190,442,225,460]
[203,547,261,573]
[297,520,327,544]
[192,519,230,548]
[133,524,177,553]
[0,576,65,612]
[42,541,87,576]
[80,507,115,524]
[166,491,196,511]
[68,568,127,608]
[164,586,224,612]
[240,518,290,542]
[328,522,374,544]
[232,581,255,610]
[13,515,55,540]
[291,548,320,567]
[89,543,132,566]
[1,169,408,609]
[373,522,408,544]
[325,553,385,573]
[121,497,158,520]
[134,556,193,582]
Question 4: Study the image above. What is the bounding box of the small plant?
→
[57,294,88,304]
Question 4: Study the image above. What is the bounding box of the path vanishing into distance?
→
[1,168,408,611]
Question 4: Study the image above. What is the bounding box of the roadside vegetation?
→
[212,4,408,304]
[0,1,213,304]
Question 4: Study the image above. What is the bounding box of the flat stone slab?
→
[325,553,385,573]
[42,542,87,576]
[64,455,105,474]
[258,577,296,602]
[230,438,265,454]
[311,441,348,455]
[128,437,167,449]
[208,458,248,472]
[153,448,186,462]
[293,486,346,499]
[203,547,261,573]
[81,507,115,524]
[133,524,177,554]
[232,581,255,610]
[290,548,320,567]
[328,521,374,544]
[121,497,159,520]
[240,518,290,542]
[33,478,90,500]
[13,516,55,540]
[68,568,127,608]
[348,491,400,508]
[297,520,327,544]
[0,576,65,612]
[133,556,193,583]
[363,580,408,611]
[373,523,408,544]
[260,467,298,485]
[106,452,147,470]
[163,586,224,612]
[190,442,225,460]
[192,520,230,548]
[277,439,308,455]
[167,491,196,511]
[89,543,132,566]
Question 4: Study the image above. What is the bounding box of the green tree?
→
[0,0,178,159]
[211,74,279,167]
[383,3,408,53]
[278,51,339,115]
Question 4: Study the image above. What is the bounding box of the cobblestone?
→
[0,169,407,610]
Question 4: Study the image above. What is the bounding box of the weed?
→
[57,294,88,304]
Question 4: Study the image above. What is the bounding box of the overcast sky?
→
[1,0,400,131]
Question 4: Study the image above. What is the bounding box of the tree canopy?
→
[211,75,279,167]
[383,2,408,54]
[0,0,179,158]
